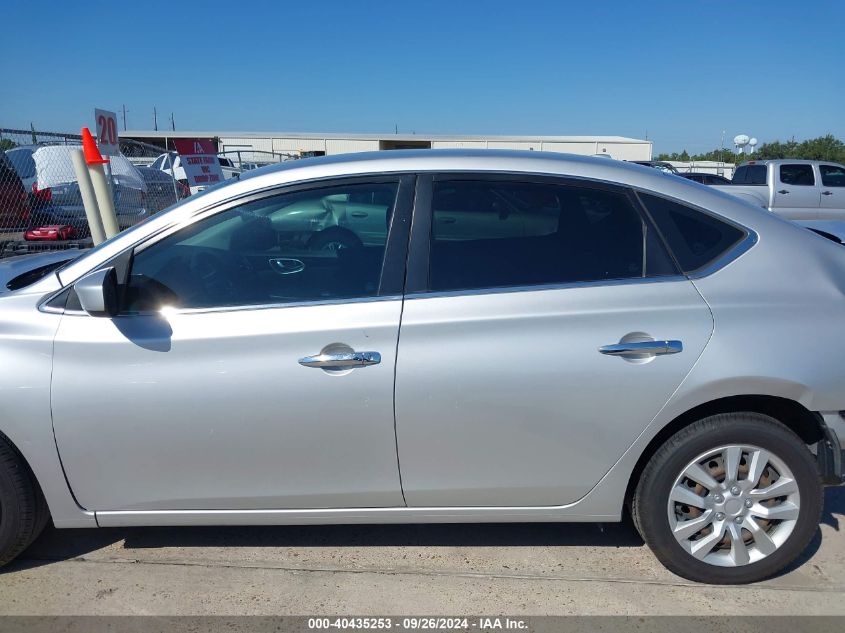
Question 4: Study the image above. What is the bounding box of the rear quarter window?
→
[639,193,746,274]
[732,165,767,185]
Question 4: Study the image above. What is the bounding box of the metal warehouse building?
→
[122,131,652,162]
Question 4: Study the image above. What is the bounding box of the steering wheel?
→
[186,250,250,305]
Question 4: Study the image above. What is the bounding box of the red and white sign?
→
[173,138,224,188]
[94,108,120,156]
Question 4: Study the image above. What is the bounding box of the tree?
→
[656,135,845,163]
[0,139,16,151]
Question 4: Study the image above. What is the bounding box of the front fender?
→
[0,290,96,528]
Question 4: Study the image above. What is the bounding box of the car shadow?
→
[6,486,844,578]
[7,518,643,574]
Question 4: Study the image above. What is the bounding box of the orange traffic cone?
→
[81,127,109,165]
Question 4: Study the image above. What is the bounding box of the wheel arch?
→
[623,394,824,509]
[0,422,96,529]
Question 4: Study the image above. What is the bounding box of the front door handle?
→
[299,351,381,368]
[599,340,683,356]
[778,189,790,194]
[823,191,834,196]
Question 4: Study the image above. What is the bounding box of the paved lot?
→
[0,487,843,615]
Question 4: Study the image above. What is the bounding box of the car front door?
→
[51,176,414,511]
[819,164,845,218]
[773,163,820,219]
[394,175,715,507]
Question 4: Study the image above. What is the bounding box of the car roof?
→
[241,149,673,184]
[740,159,845,166]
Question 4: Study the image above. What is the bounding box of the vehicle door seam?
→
[48,312,95,519]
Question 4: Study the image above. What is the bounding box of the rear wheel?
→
[0,434,48,567]
[632,413,822,584]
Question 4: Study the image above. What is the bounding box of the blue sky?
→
[2,0,843,154]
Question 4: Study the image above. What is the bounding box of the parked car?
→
[23,224,78,241]
[0,152,30,229]
[681,172,733,185]
[0,150,843,585]
[150,151,240,194]
[712,159,845,220]
[23,145,150,232]
[137,167,188,214]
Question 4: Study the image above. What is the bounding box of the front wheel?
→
[632,413,822,584]
[0,433,48,567]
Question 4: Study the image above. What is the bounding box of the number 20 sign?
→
[94,108,119,156]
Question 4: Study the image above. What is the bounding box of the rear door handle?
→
[599,340,683,356]
[350,211,368,218]
[822,191,834,196]
[778,189,790,194]
[299,351,381,368]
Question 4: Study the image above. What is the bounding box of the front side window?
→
[779,164,815,186]
[640,193,745,274]
[820,164,845,187]
[427,179,676,293]
[124,180,400,311]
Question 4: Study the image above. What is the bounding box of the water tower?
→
[733,134,750,154]
[748,138,758,154]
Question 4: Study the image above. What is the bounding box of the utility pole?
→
[170,112,176,131]
[121,104,129,131]
[153,107,158,131]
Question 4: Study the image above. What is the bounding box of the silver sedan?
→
[0,149,843,584]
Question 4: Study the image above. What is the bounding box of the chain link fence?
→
[0,128,195,258]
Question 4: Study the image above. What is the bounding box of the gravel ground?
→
[0,487,843,615]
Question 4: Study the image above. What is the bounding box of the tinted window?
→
[6,149,35,179]
[125,181,399,311]
[0,154,19,181]
[427,180,676,292]
[640,193,745,273]
[732,165,767,185]
[780,164,815,186]
[820,164,845,187]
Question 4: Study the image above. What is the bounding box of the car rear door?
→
[773,163,821,219]
[819,164,845,218]
[51,175,414,512]
[394,174,715,507]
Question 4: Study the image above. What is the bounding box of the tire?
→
[632,413,822,584]
[0,433,49,568]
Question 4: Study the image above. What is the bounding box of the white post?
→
[70,150,106,245]
[89,162,120,238]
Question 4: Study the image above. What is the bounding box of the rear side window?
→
[427,179,677,293]
[820,165,845,187]
[780,164,815,186]
[639,193,745,274]
[6,149,35,179]
[0,154,19,181]
[732,165,767,185]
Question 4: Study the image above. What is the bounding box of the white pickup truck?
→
[712,159,845,220]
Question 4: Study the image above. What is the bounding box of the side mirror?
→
[74,267,119,317]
